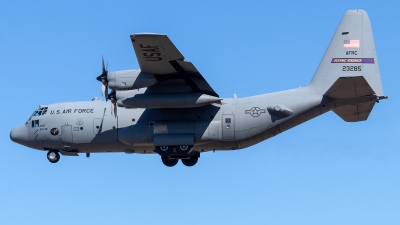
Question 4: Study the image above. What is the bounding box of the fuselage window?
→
[32,120,39,128]
[50,128,59,135]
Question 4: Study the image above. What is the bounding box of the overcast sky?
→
[1,0,399,224]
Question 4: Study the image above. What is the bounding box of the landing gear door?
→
[222,114,235,141]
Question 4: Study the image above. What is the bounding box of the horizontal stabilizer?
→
[325,76,375,99]
[333,102,375,122]
[325,76,377,122]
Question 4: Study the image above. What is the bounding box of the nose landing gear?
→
[47,151,60,163]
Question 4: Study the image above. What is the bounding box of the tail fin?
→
[309,10,387,121]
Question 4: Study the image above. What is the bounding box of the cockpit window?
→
[28,107,48,123]
[31,107,48,117]
[32,120,40,128]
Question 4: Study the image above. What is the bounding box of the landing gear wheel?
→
[47,151,60,163]
[156,146,173,156]
[176,145,193,155]
[181,155,198,167]
[161,156,179,167]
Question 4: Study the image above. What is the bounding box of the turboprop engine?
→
[96,58,157,100]
[96,58,221,112]
[115,89,222,108]
[107,69,157,90]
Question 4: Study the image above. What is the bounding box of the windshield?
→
[31,107,48,117]
[27,107,48,123]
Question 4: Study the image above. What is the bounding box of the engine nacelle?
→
[107,69,157,90]
[115,90,222,108]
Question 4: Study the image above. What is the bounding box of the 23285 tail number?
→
[342,66,362,71]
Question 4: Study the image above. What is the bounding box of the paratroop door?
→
[222,114,234,141]
[61,125,73,144]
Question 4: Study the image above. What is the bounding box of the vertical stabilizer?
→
[309,10,384,97]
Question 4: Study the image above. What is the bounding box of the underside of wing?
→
[130,33,219,97]
[131,33,183,75]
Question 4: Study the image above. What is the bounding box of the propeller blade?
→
[102,56,106,73]
[105,88,109,102]
[111,101,117,117]
[97,56,109,101]
[114,104,117,117]
[101,83,106,96]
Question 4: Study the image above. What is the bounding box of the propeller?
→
[96,56,109,101]
[108,90,118,117]
[96,57,118,117]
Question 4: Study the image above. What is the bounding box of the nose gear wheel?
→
[47,151,60,163]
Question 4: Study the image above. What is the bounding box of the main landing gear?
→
[161,156,179,167]
[181,155,198,167]
[156,145,199,167]
[47,150,60,163]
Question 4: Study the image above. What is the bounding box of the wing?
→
[130,33,219,97]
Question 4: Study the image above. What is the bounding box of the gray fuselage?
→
[14,86,326,155]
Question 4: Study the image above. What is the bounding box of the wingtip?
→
[131,32,166,38]
[344,9,367,15]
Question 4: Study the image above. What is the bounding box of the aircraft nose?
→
[10,125,29,145]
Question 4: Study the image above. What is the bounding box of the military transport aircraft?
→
[10,10,387,167]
